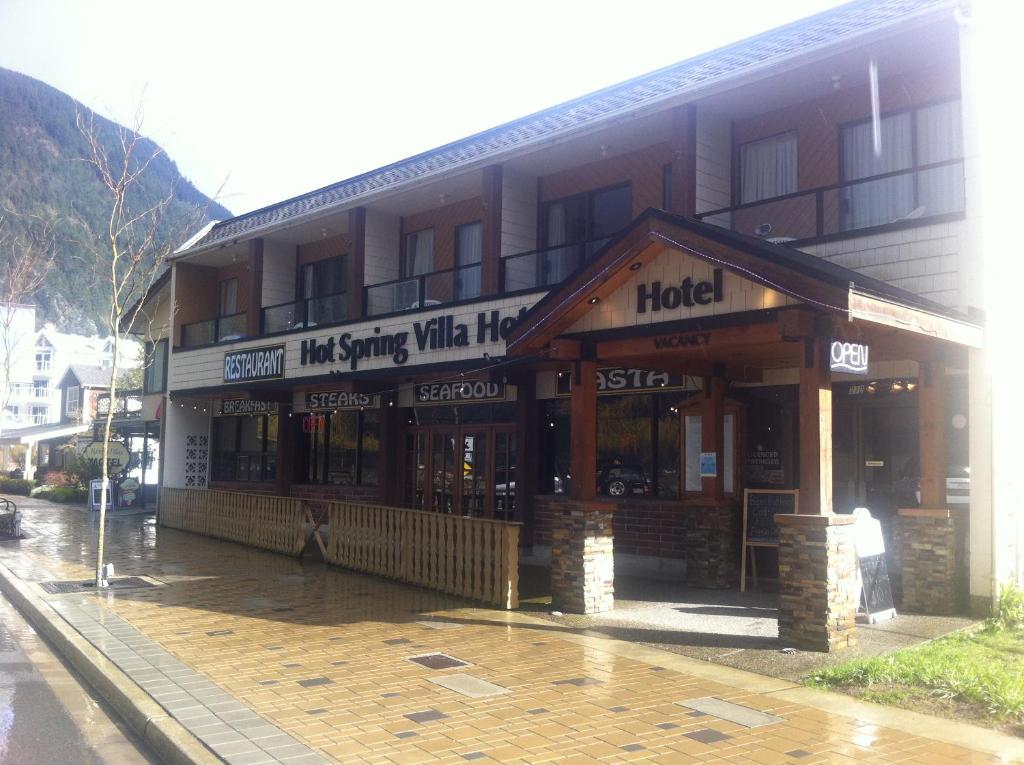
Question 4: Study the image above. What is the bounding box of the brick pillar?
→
[897,508,966,615]
[551,501,614,614]
[776,513,858,652]
[684,503,739,588]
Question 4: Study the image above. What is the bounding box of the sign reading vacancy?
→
[223,345,285,383]
[830,340,870,375]
[415,381,506,404]
[306,391,380,411]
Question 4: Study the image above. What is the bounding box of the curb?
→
[0,562,220,765]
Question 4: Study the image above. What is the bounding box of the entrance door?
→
[403,424,517,519]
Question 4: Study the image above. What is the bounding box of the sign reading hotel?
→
[223,345,285,383]
[298,307,529,371]
[219,399,279,416]
[306,391,381,411]
[415,381,507,404]
[636,269,724,313]
[830,340,870,375]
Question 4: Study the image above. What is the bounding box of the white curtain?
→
[219,279,238,316]
[544,202,573,285]
[740,132,797,204]
[841,112,913,229]
[406,229,434,276]
[456,222,482,265]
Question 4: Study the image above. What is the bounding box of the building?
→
[159,0,994,649]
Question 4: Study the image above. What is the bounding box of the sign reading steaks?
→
[306,391,381,411]
[223,345,285,383]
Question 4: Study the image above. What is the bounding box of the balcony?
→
[695,160,965,244]
[261,292,347,334]
[96,388,143,421]
[364,265,481,317]
[180,312,247,349]
[499,237,612,293]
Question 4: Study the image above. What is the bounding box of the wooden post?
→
[481,165,502,296]
[515,375,536,542]
[799,336,833,514]
[670,104,697,217]
[570,359,597,501]
[348,207,367,320]
[246,238,264,336]
[919,361,947,508]
[274,407,294,498]
[701,373,725,499]
[378,400,400,505]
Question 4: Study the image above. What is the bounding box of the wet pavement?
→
[0,581,156,764]
[0,497,1017,764]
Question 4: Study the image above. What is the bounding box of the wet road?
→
[0,593,157,764]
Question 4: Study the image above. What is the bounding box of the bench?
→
[0,497,21,538]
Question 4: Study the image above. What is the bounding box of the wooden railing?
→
[325,502,520,609]
[159,487,305,556]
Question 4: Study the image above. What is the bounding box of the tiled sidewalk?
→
[0,500,1016,765]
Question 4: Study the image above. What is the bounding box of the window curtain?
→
[455,223,482,300]
[544,202,572,285]
[219,279,238,316]
[841,113,913,229]
[406,230,434,276]
[740,133,797,204]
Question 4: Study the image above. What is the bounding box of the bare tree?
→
[0,211,59,448]
[76,107,201,588]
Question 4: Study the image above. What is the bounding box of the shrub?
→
[0,478,33,496]
[34,486,88,504]
[991,582,1024,631]
[35,470,77,487]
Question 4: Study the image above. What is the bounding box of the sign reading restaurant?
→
[223,345,285,383]
[299,307,529,371]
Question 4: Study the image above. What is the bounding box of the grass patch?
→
[808,622,1024,732]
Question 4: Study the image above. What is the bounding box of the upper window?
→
[65,386,80,417]
[144,339,168,394]
[541,184,632,286]
[454,221,482,301]
[840,100,964,230]
[33,380,48,397]
[219,278,239,316]
[299,255,347,325]
[739,132,798,204]
[404,229,435,277]
[35,348,52,371]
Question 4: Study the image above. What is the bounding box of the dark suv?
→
[597,464,651,497]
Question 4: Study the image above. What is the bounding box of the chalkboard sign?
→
[859,554,895,619]
[741,489,798,592]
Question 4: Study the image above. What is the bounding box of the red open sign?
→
[302,414,326,433]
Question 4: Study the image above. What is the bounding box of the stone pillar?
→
[776,513,858,652]
[684,503,739,588]
[551,501,614,614]
[897,508,966,615]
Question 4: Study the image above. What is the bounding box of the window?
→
[739,132,797,204]
[680,399,742,497]
[454,221,482,301]
[35,348,52,371]
[144,339,168,394]
[299,255,347,325]
[219,278,239,316]
[33,380,48,397]
[403,229,434,277]
[296,410,380,486]
[210,415,278,482]
[840,100,964,230]
[30,405,47,425]
[542,184,632,285]
[65,386,80,417]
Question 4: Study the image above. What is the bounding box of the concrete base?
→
[777,513,858,652]
[550,501,614,614]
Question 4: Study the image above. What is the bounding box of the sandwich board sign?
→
[851,507,896,623]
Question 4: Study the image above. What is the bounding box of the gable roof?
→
[173,0,955,259]
[59,364,113,389]
[506,208,981,356]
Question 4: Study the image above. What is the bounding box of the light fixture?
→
[906,380,917,392]
[891,380,904,393]
[866,381,878,394]
[600,144,609,158]
[588,296,600,305]
[628,262,642,271]
[439,193,448,205]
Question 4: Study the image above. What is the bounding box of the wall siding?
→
[501,168,538,258]
[696,108,732,214]
[261,239,297,308]
[364,209,401,287]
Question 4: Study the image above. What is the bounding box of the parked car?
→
[597,464,651,497]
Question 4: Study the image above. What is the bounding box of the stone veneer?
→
[776,513,858,652]
[550,501,615,614]
[896,507,966,615]
[684,503,740,589]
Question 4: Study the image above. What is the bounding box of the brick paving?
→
[0,499,1015,764]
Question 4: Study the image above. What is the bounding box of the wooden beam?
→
[918,361,947,508]
[670,104,697,217]
[348,207,367,320]
[246,238,264,337]
[595,321,782,360]
[570,359,598,501]
[481,165,502,296]
[848,292,983,348]
[550,338,583,361]
[274,405,294,497]
[701,374,725,499]
[799,336,832,514]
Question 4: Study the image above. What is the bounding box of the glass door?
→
[493,427,517,521]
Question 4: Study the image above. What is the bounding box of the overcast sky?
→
[0,0,848,218]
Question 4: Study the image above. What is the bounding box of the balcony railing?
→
[364,264,481,317]
[180,312,247,348]
[695,160,965,243]
[261,292,347,334]
[499,237,613,294]
[96,388,143,420]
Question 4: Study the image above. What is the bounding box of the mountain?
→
[0,67,232,334]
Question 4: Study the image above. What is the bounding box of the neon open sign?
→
[830,340,870,375]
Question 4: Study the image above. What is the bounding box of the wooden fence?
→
[324,502,520,609]
[159,487,305,556]
[158,489,520,609]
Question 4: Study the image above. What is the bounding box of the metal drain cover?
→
[38,577,158,595]
[407,653,471,670]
